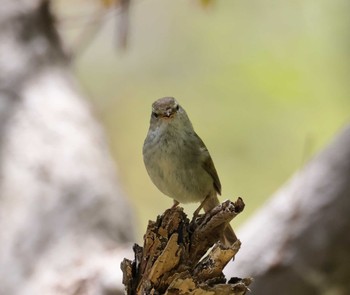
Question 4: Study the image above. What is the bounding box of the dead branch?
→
[121,198,251,294]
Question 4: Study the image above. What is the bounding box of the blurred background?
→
[56,0,349,240]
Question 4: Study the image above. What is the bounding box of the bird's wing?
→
[194,132,222,195]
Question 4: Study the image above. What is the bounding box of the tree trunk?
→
[226,124,350,295]
[0,1,134,294]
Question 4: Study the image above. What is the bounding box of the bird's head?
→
[149,97,192,131]
[151,97,179,119]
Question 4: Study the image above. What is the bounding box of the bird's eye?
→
[175,105,179,111]
[152,112,159,118]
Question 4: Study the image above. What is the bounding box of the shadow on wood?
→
[121,198,252,294]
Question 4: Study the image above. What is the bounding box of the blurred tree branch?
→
[226,124,350,295]
[0,0,134,294]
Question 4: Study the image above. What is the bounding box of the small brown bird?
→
[143,97,236,245]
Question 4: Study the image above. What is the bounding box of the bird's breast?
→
[143,129,213,203]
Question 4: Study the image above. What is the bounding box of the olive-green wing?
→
[194,132,222,195]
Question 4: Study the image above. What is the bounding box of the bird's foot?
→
[171,200,179,210]
[193,195,211,218]
[193,202,205,218]
[193,206,202,218]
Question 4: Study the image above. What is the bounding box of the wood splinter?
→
[121,197,252,294]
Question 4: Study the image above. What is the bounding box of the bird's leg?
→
[193,195,209,217]
[171,200,179,209]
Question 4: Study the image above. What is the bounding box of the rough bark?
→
[226,124,350,295]
[0,1,134,294]
[121,199,252,295]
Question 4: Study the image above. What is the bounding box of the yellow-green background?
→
[57,0,350,241]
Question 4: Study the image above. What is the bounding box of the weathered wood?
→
[121,198,251,294]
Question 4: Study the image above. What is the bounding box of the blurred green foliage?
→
[59,0,350,240]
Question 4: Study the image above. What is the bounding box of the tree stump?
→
[121,198,252,294]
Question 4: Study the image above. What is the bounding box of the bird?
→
[143,97,236,245]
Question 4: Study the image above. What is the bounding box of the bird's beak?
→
[164,109,172,117]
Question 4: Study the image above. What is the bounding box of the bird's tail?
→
[203,194,237,246]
